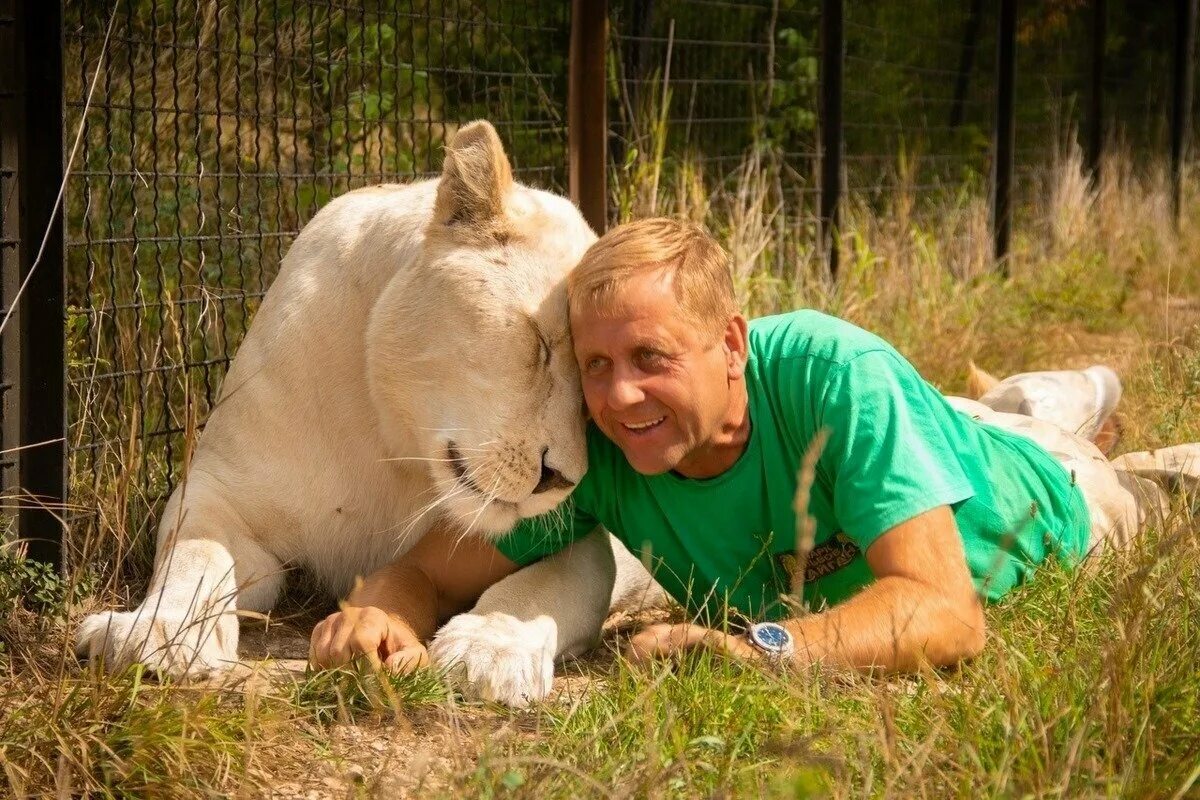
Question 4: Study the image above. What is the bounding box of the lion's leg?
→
[428,528,621,706]
[1111,444,1200,496]
[1109,443,1200,532]
[75,482,285,679]
[974,365,1123,448]
[608,534,669,613]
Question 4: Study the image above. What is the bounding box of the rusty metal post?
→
[569,0,609,235]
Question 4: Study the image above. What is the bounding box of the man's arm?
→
[309,519,519,671]
[781,505,986,671]
[628,505,986,672]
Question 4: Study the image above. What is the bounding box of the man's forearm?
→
[345,560,440,642]
[783,576,986,672]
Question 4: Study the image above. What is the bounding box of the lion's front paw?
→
[427,612,558,707]
[74,606,238,680]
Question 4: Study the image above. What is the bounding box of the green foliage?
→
[761,26,818,150]
[1011,249,1131,331]
[0,553,96,618]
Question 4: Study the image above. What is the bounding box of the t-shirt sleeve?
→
[817,349,975,550]
[494,496,600,566]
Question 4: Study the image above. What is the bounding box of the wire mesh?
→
[605,1,1183,268]
[62,0,570,542]
[841,3,997,203]
[607,0,822,219]
[54,0,1194,553]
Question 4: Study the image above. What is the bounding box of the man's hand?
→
[306,518,520,676]
[625,622,759,663]
[309,605,430,673]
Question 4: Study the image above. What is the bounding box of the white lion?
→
[75,120,654,706]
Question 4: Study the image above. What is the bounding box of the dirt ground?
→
[222,606,660,798]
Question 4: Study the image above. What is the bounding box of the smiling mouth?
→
[621,417,665,433]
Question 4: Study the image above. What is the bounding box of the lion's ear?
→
[434,120,514,228]
[965,361,1000,399]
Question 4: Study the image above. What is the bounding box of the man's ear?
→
[724,314,750,379]
[433,120,514,229]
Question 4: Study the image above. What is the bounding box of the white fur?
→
[427,528,662,705]
[429,613,558,707]
[74,122,660,704]
[977,365,1122,441]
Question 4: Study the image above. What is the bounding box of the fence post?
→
[992,0,1016,272]
[0,0,65,567]
[1088,0,1106,182]
[1172,0,1197,226]
[819,0,844,280]
[950,0,984,128]
[0,1,19,545]
[569,0,608,235]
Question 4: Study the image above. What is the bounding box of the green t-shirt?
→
[497,310,1090,623]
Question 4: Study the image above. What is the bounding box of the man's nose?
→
[607,365,645,410]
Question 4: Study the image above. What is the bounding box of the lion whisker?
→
[457,471,507,547]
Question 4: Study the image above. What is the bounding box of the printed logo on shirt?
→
[777,533,861,582]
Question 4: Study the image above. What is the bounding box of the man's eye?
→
[584,357,609,374]
[636,349,664,367]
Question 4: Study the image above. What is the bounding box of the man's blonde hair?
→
[567,218,737,340]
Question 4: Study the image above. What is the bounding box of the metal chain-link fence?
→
[61,0,569,547]
[0,0,1193,567]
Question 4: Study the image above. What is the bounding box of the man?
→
[309,218,1165,674]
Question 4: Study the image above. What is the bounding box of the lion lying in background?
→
[966,362,1125,455]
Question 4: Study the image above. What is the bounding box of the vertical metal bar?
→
[11,0,66,566]
[819,0,844,279]
[1172,0,1198,226]
[992,0,1017,271]
[569,0,608,235]
[950,0,985,128]
[0,0,20,540]
[1088,0,1106,182]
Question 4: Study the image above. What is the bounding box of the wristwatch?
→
[746,621,794,658]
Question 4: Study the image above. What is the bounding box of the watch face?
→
[750,622,792,653]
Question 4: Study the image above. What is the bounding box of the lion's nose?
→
[533,449,575,494]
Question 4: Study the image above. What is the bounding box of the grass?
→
[464,540,1198,798]
[5,125,1200,797]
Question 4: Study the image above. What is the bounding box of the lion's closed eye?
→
[526,315,552,370]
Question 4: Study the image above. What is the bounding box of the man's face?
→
[570,269,745,476]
